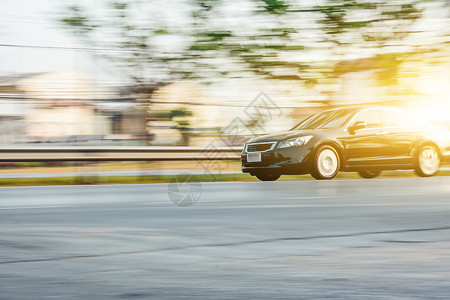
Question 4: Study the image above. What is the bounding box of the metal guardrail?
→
[0,146,243,162]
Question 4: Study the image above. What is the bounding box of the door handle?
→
[376,131,387,135]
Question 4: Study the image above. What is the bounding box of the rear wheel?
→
[414,145,440,177]
[255,172,281,181]
[310,145,340,180]
[358,170,381,179]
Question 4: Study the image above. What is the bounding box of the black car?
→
[241,106,450,180]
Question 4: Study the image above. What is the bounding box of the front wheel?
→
[358,170,381,179]
[414,145,440,177]
[310,145,340,180]
[255,173,281,181]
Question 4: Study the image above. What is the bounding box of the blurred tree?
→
[59,0,435,88]
[314,0,423,87]
[148,107,193,145]
[169,108,193,146]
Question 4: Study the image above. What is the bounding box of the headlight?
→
[278,136,313,149]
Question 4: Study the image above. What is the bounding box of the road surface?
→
[1,177,450,299]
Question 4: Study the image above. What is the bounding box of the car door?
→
[381,108,421,165]
[339,108,389,166]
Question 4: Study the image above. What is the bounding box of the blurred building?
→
[18,71,99,141]
[0,71,151,145]
[0,73,36,144]
[149,82,227,146]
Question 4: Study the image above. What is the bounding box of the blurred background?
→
[0,0,449,177]
[1,0,450,145]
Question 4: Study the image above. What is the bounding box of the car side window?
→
[382,109,418,127]
[352,109,382,129]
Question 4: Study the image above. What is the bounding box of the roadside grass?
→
[0,170,449,187]
[0,161,243,174]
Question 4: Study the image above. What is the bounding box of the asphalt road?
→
[1,177,450,299]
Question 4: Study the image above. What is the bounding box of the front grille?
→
[247,142,276,152]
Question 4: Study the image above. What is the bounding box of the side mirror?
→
[348,121,367,133]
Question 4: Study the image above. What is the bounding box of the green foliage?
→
[315,1,422,41]
[111,1,128,11]
[59,0,428,86]
[60,5,97,35]
[169,108,193,119]
[153,28,169,35]
[259,0,288,14]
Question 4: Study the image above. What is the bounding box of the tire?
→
[358,170,381,179]
[310,145,340,180]
[414,145,440,177]
[255,172,281,181]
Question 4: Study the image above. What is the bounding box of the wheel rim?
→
[419,147,439,175]
[317,149,338,177]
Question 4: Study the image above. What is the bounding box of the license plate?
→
[247,152,261,162]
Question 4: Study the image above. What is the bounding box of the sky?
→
[0,0,125,85]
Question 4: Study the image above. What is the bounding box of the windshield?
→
[291,108,356,130]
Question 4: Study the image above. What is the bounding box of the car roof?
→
[322,105,407,114]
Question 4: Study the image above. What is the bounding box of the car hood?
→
[247,130,318,143]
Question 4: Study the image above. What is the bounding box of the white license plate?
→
[247,152,261,162]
